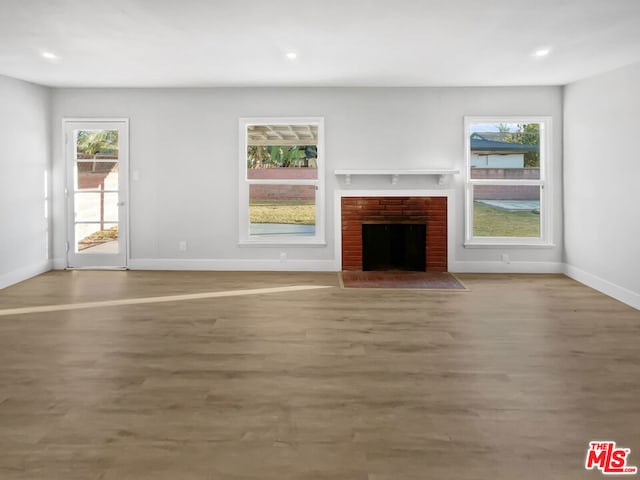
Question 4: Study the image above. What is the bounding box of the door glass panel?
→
[76,129,119,158]
[77,161,119,190]
[74,192,119,222]
[73,129,120,254]
[75,223,119,253]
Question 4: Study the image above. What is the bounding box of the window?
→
[464,117,552,246]
[239,117,325,244]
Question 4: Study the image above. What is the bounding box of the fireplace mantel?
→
[334,168,460,186]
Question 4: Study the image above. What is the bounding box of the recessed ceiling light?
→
[533,48,551,58]
[41,51,59,61]
[286,52,297,60]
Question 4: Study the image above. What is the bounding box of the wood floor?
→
[0,271,638,479]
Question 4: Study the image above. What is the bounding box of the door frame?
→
[63,118,130,269]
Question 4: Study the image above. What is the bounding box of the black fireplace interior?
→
[362,223,426,271]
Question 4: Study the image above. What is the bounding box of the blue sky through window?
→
[470,123,519,133]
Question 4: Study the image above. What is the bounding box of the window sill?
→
[464,242,556,249]
[239,239,327,247]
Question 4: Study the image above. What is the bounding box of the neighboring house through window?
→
[464,117,552,246]
[238,117,325,245]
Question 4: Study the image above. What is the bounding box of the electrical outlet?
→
[501,253,510,264]
[179,241,188,252]
[280,252,287,262]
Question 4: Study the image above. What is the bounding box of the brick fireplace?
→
[341,196,448,272]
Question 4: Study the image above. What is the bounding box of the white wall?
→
[50,87,563,272]
[564,62,640,309]
[0,75,51,288]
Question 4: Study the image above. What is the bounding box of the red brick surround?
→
[341,196,448,272]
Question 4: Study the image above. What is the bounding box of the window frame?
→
[238,117,325,246]
[464,116,553,247]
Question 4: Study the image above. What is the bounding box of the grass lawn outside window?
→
[249,200,315,225]
[472,201,539,237]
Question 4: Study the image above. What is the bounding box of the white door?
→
[65,119,128,268]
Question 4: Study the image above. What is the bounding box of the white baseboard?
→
[450,261,564,274]
[128,258,339,272]
[564,264,640,310]
[0,260,52,290]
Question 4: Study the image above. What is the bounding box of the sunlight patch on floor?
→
[0,285,333,317]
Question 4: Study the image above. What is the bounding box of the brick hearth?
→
[341,196,448,272]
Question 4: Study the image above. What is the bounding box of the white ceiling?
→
[1,0,640,88]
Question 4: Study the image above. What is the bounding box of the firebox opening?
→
[362,223,426,272]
